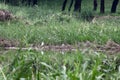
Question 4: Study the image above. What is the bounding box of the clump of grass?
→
[0,50,120,80]
[80,10,94,22]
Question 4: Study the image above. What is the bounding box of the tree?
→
[100,0,105,13]
[27,0,38,6]
[68,0,73,11]
[4,0,38,6]
[62,0,82,12]
[74,0,82,12]
[111,0,119,13]
[93,0,97,11]
[33,0,37,5]
[62,0,67,11]
[4,0,10,4]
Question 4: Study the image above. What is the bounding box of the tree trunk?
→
[93,0,97,11]
[74,0,82,12]
[68,0,74,11]
[111,0,119,13]
[4,0,10,4]
[62,0,67,11]
[100,0,105,13]
[32,0,37,5]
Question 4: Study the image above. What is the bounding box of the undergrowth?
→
[0,50,120,80]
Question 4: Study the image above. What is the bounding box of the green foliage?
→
[80,10,94,22]
[0,0,120,45]
[0,50,120,80]
[0,1,120,80]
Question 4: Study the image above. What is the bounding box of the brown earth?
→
[92,15,120,23]
[0,38,19,47]
[0,9,14,21]
[0,38,120,54]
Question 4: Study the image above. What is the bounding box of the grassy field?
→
[0,0,120,45]
[0,0,120,79]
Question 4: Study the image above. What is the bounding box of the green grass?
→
[0,0,120,80]
[0,50,120,80]
[0,0,120,45]
[0,17,120,45]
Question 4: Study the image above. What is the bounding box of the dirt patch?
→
[0,38,19,47]
[0,38,120,54]
[1,38,120,54]
[0,9,14,21]
[92,15,120,23]
[97,40,120,54]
